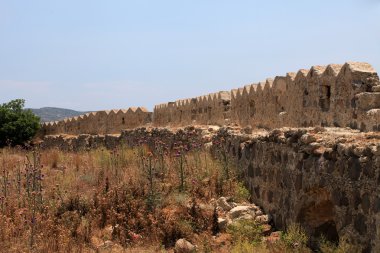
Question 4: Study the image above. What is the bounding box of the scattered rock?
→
[175,238,196,253]
[228,206,251,219]
[265,231,282,243]
[313,126,327,133]
[359,156,369,163]
[261,224,272,236]
[242,126,253,134]
[98,240,114,250]
[304,142,321,154]
[204,142,213,150]
[236,213,255,221]
[370,145,380,156]
[229,202,238,208]
[255,214,270,224]
[217,197,232,211]
[218,218,228,231]
[372,85,380,92]
[300,134,317,144]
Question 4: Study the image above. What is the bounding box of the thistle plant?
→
[138,149,160,211]
[153,139,167,180]
[214,137,231,181]
[25,151,44,249]
[145,152,156,210]
[1,160,9,213]
[174,145,187,192]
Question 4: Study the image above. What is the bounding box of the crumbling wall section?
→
[40,107,152,135]
[212,127,380,252]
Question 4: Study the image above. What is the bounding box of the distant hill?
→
[27,107,89,122]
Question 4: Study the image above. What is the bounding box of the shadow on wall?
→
[296,188,339,246]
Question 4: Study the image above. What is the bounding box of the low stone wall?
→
[213,127,380,252]
[39,126,380,251]
[39,126,206,152]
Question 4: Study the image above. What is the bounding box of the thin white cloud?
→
[0,80,53,108]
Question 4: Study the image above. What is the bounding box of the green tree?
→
[0,99,40,147]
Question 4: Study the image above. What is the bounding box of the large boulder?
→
[228,205,255,219]
[175,238,196,253]
[255,214,270,224]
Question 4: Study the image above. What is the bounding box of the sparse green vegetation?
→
[318,235,362,253]
[233,182,251,202]
[282,223,309,249]
[227,219,263,244]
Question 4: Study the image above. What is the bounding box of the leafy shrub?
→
[0,99,40,147]
[227,219,263,244]
[319,235,361,253]
[282,223,308,249]
[231,239,256,253]
[233,182,251,202]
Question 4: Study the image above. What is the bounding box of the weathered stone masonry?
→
[37,61,380,251]
[40,107,152,135]
[213,127,380,252]
[154,62,380,132]
[40,62,379,135]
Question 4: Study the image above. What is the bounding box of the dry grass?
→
[0,145,345,252]
[0,144,241,252]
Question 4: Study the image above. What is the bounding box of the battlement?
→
[154,62,380,131]
[40,107,152,135]
[39,62,380,136]
[153,90,231,126]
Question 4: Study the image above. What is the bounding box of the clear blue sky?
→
[0,0,379,111]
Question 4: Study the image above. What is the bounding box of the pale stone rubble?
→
[213,197,271,232]
[174,197,275,252]
[174,238,196,253]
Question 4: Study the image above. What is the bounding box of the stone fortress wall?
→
[154,62,380,132]
[41,107,152,135]
[40,62,380,136]
[153,91,231,126]
[38,62,380,251]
